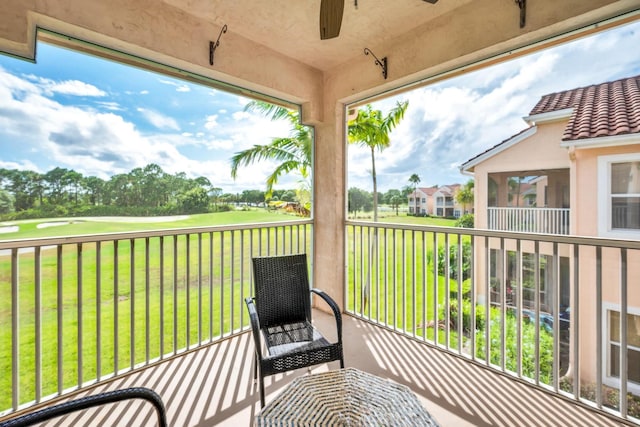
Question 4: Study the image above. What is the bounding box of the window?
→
[604,306,640,394]
[421,198,426,203]
[598,154,640,238]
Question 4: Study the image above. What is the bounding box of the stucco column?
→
[306,102,346,312]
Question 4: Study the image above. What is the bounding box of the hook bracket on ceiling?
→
[209,24,228,65]
[364,48,387,80]
[515,0,526,28]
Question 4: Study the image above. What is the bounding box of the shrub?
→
[456,213,474,228]
[439,299,486,335]
[437,241,472,281]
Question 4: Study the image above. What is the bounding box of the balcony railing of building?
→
[488,207,570,235]
[0,220,312,417]
[3,218,640,425]
[346,220,640,425]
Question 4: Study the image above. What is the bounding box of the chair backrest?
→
[252,253,311,329]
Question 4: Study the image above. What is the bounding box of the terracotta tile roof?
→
[529,74,640,141]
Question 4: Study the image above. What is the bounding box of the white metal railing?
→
[488,207,570,235]
[0,220,312,415]
[345,221,640,425]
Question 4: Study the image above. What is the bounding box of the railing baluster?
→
[230,231,235,334]
[392,229,397,330]
[552,242,559,391]
[34,247,42,401]
[484,237,490,365]
[444,232,450,349]
[596,245,602,408]
[433,231,439,347]
[11,248,19,410]
[185,234,190,349]
[57,245,63,395]
[516,240,522,377]
[130,239,135,369]
[114,241,119,374]
[534,240,540,384]
[499,237,505,370]
[209,232,214,341]
[402,229,406,333]
[198,233,203,344]
[77,243,83,388]
[159,236,164,359]
[456,233,462,354]
[173,236,178,355]
[220,232,224,338]
[572,244,580,400]
[620,248,628,417]
[145,237,150,364]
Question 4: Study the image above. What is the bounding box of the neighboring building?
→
[433,184,461,217]
[408,184,470,217]
[408,186,437,215]
[461,74,640,394]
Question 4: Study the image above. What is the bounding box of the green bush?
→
[440,303,555,383]
[456,213,474,228]
[439,299,485,335]
[437,241,472,280]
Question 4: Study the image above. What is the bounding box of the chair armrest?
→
[0,387,167,427]
[245,297,263,357]
[310,289,342,343]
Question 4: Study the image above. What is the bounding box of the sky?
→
[0,20,639,196]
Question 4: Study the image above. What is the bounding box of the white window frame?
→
[602,303,640,395]
[597,153,640,239]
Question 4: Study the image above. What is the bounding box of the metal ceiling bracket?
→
[209,24,228,65]
[515,0,526,28]
[364,48,387,80]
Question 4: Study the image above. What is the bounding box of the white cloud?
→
[137,107,180,131]
[28,76,107,97]
[204,114,219,130]
[96,101,123,111]
[159,79,191,92]
[232,111,250,120]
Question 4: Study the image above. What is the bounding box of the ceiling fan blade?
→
[320,0,344,40]
[422,0,439,3]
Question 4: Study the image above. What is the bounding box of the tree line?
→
[348,187,410,217]
[0,164,298,219]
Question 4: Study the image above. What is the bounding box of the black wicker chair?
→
[0,387,167,427]
[245,253,344,407]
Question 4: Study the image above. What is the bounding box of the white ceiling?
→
[162,0,471,70]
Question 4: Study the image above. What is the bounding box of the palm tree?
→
[348,101,409,221]
[455,179,474,214]
[230,101,312,200]
[409,173,421,216]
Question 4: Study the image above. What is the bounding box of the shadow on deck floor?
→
[8,311,627,426]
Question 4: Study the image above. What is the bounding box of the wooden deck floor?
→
[8,311,628,426]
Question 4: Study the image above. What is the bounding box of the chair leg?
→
[259,375,266,408]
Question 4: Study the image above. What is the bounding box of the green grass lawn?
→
[0,210,297,240]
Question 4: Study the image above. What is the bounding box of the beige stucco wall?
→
[570,143,640,385]
[472,121,571,230]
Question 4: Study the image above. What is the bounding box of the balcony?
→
[1,220,639,425]
[488,207,570,235]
